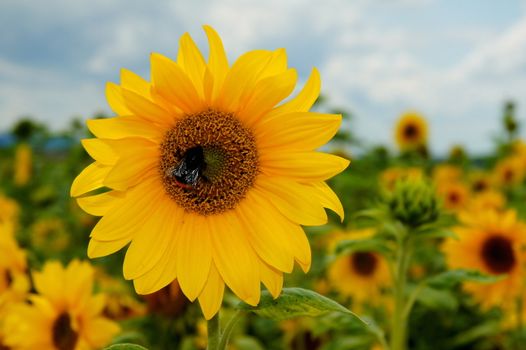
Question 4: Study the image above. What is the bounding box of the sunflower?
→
[379,167,423,192]
[0,193,19,226]
[432,164,462,187]
[493,156,525,188]
[394,111,428,151]
[467,190,506,212]
[443,209,526,309]
[70,26,348,320]
[436,182,470,212]
[328,229,390,303]
[467,171,493,193]
[3,260,120,350]
[0,229,29,313]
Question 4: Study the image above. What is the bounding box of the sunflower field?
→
[2,26,526,350]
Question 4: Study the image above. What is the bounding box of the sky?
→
[1,0,525,155]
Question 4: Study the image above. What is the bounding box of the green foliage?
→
[425,269,503,289]
[104,344,149,350]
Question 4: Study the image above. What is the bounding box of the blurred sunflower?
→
[467,190,506,212]
[14,143,32,186]
[328,230,390,303]
[443,209,526,309]
[493,156,525,188]
[436,182,470,212]
[468,171,493,193]
[31,218,70,253]
[3,260,120,350]
[379,167,423,192]
[0,193,19,226]
[0,230,29,312]
[394,111,428,151]
[71,26,348,319]
[432,164,462,187]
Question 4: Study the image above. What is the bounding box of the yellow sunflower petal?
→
[150,53,204,114]
[216,50,273,111]
[254,177,328,226]
[71,162,112,197]
[106,82,130,115]
[103,143,158,191]
[177,32,206,97]
[235,191,295,273]
[239,69,298,127]
[90,179,165,242]
[120,87,174,126]
[121,68,151,97]
[81,139,118,165]
[76,191,125,217]
[198,263,225,320]
[132,234,178,295]
[83,317,121,348]
[260,151,349,181]
[267,67,321,117]
[307,182,345,221]
[259,261,283,299]
[256,112,341,151]
[32,261,64,304]
[123,199,182,280]
[203,25,229,102]
[176,214,212,301]
[88,237,131,258]
[210,211,261,306]
[87,116,165,141]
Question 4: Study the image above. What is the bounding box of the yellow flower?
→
[0,229,29,313]
[31,218,70,253]
[70,26,348,320]
[467,171,493,193]
[328,229,390,303]
[394,111,428,151]
[0,194,19,226]
[432,164,462,186]
[443,210,526,309]
[436,182,470,212]
[14,143,32,186]
[493,156,525,187]
[3,260,120,350]
[467,190,506,212]
[379,166,423,192]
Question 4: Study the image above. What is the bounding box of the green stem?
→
[207,313,221,350]
[218,310,243,350]
[390,235,412,350]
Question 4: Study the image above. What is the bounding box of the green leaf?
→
[238,288,362,322]
[103,344,148,350]
[426,269,503,289]
[334,238,391,256]
[449,321,502,347]
[416,286,458,311]
[414,228,458,239]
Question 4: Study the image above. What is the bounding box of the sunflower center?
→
[448,191,460,204]
[481,235,516,274]
[403,123,418,140]
[4,270,12,287]
[160,110,258,215]
[351,252,378,276]
[503,169,514,182]
[52,313,78,350]
[473,180,488,192]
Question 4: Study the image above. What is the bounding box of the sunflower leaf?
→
[425,269,503,289]
[334,238,391,256]
[103,344,148,350]
[238,288,362,322]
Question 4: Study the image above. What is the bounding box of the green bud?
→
[387,178,439,228]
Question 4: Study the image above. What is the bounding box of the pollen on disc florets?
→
[159,110,259,215]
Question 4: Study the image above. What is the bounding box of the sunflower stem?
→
[390,232,413,350]
[218,310,243,350]
[207,313,221,350]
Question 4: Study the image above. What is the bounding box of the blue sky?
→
[1,0,525,155]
